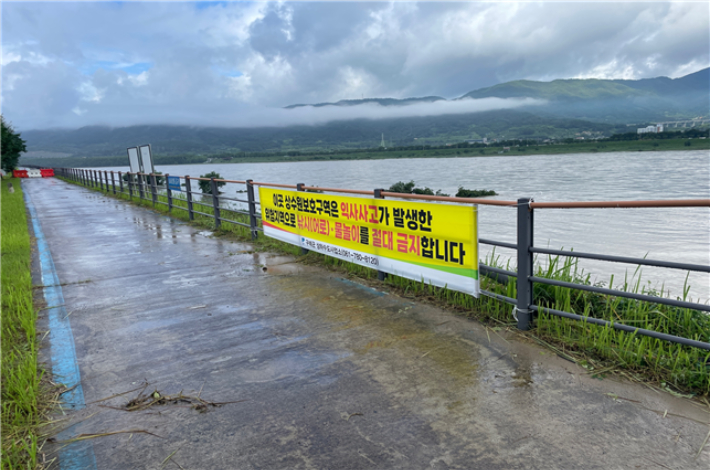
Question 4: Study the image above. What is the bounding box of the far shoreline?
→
[21,137,710,169]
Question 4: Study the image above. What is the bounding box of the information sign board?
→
[127,147,141,173]
[138,145,153,174]
[167,176,181,192]
[259,188,479,296]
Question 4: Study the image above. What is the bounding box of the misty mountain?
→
[460,68,709,123]
[460,68,709,100]
[289,68,709,124]
[285,96,445,109]
[21,110,625,161]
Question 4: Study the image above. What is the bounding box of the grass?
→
[59,175,710,397]
[1,178,47,469]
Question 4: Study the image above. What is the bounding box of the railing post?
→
[111,171,116,194]
[118,171,124,195]
[185,175,194,221]
[516,197,534,330]
[246,179,258,240]
[296,183,308,255]
[210,178,221,229]
[150,173,158,207]
[138,173,145,201]
[166,174,173,212]
[374,188,387,281]
[99,170,104,191]
[104,171,109,192]
[128,173,134,200]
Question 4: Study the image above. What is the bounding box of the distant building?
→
[466,138,487,144]
[638,124,664,134]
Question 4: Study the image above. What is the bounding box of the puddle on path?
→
[269,277,483,418]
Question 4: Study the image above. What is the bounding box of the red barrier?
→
[13,170,28,178]
[41,169,55,177]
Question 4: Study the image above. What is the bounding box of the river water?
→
[104,149,710,302]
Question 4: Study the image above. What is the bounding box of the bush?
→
[455,188,497,198]
[1,117,26,172]
[388,180,449,196]
[199,171,226,194]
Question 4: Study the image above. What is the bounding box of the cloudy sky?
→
[2,1,708,130]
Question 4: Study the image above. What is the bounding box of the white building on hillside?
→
[637,124,664,134]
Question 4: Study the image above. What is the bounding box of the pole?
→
[516,198,534,330]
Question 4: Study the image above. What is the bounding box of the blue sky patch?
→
[80,61,151,76]
[210,65,243,78]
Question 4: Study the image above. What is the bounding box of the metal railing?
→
[52,166,710,351]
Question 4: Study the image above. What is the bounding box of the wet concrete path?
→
[25,178,709,469]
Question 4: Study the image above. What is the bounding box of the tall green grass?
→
[1,178,44,469]
[60,176,710,395]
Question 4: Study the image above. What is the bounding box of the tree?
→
[1,117,27,172]
[198,171,226,194]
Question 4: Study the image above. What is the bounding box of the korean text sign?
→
[167,176,181,192]
[259,187,479,296]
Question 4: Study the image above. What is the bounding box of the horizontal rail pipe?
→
[480,264,516,285]
[531,247,710,273]
[214,178,247,184]
[479,238,517,250]
[529,276,710,312]
[530,199,710,209]
[380,191,517,206]
[301,185,374,196]
[531,306,710,351]
[251,181,298,189]
[217,195,250,204]
[480,290,517,305]
[191,210,214,218]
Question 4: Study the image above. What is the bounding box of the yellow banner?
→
[259,187,479,296]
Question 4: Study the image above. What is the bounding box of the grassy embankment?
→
[58,176,710,397]
[1,178,46,469]
[22,137,710,168]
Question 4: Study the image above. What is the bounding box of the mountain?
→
[459,68,709,101]
[287,68,709,124]
[457,68,709,123]
[285,96,445,109]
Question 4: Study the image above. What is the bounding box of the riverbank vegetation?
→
[1,178,47,468]
[386,181,497,198]
[57,175,710,397]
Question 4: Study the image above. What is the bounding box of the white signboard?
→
[127,147,141,173]
[139,145,154,174]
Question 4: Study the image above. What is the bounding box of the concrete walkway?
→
[25,178,709,470]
